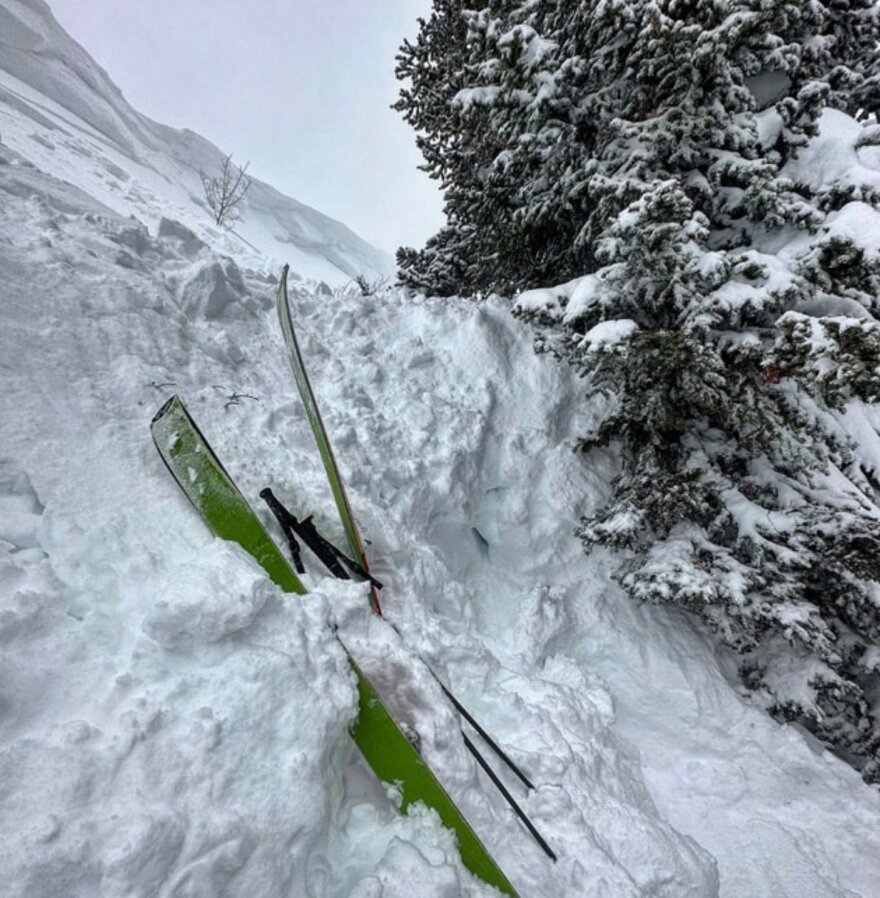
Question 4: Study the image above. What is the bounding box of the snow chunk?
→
[514,274,611,325]
[454,86,502,109]
[783,108,880,195]
[143,540,272,646]
[514,278,577,317]
[583,318,638,349]
[823,202,880,258]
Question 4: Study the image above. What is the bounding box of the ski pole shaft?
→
[462,732,557,862]
[437,680,535,791]
[387,618,535,793]
[335,551,384,590]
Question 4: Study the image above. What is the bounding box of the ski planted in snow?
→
[150,395,520,898]
[276,264,382,614]
[151,395,306,596]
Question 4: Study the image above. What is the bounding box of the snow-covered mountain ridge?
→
[1,2,879,897]
[0,0,393,285]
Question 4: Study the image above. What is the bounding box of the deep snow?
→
[2,2,880,897]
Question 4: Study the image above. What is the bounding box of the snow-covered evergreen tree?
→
[394,0,501,294]
[795,0,880,118]
[395,0,602,293]
[398,0,880,782]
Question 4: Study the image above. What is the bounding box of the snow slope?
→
[1,5,880,898]
[0,0,393,286]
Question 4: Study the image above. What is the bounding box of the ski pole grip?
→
[260,487,291,523]
[260,487,306,573]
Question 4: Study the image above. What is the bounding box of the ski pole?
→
[387,621,537,792]
[462,732,556,861]
[434,676,535,791]
[261,488,384,588]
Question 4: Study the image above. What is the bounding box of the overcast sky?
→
[47,0,445,254]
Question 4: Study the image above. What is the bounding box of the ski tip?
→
[151,394,180,425]
[280,263,289,284]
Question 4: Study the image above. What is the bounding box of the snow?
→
[1,3,880,897]
[783,107,880,200]
[823,201,880,258]
[0,0,393,286]
[142,541,276,647]
[515,273,628,330]
[515,275,593,319]
[454,86,503,110]
[582,319,638,350]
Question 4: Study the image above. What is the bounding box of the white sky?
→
[47,0,445,254]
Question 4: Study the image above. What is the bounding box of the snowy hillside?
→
[0,0,393,285]
[2,2,880,897]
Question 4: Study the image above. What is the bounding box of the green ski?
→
[151,395,520,897]
[276,264,382,613]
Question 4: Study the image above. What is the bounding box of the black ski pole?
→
[261,487,349,579]
[385,618,536,792]
[437,679,535,791]
[260,488,383,588]
[295,513,384,589]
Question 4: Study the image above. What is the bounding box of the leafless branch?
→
[353,274,390,296]
[200,154,252,228]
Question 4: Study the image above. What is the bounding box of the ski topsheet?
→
[151,395,306,596]
[151,395,520,898]
[276,265,382,614]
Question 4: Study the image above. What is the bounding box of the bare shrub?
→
[200,154,252,228]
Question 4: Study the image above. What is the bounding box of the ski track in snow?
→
[2,2,880,895]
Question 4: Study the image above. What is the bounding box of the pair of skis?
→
[151,395,519,895]
[150,267,554,896]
